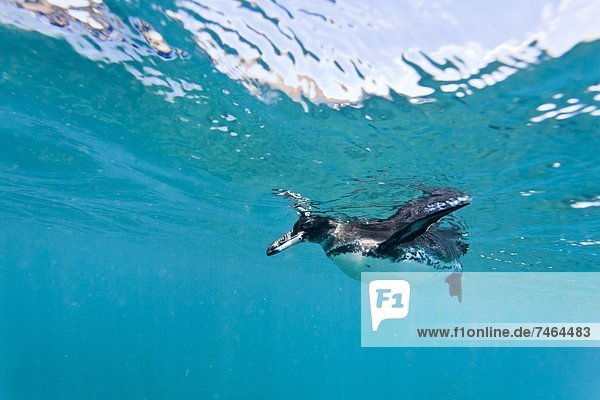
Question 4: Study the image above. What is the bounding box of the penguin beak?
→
[266,230,306,256]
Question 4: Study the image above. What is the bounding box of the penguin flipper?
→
[445,272,462,303]
[376,200,470,253]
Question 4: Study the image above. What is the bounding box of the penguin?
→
[266,188,471,284]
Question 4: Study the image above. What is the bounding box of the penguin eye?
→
[302,220,314,230]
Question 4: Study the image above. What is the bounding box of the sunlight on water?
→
[158,0,600,105]
[3,0,600,107]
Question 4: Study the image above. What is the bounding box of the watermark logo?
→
[362,272,600,347]
[368,279,411,331]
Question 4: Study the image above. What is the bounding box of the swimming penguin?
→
[266,188,471,282]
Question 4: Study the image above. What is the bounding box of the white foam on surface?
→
[165,0,600,105]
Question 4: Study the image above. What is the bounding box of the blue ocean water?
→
[0,0,599,398]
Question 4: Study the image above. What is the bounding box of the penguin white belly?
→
[329,251,461,281]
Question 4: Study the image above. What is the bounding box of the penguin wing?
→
[387,188,470,223]
[376,194,471,253]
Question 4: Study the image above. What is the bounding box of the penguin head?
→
[266,215,333,256]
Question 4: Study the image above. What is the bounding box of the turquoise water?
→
[1,0,599,398]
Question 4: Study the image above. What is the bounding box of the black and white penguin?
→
[266,188,471,281]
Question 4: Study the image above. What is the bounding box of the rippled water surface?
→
[1,0,599,399]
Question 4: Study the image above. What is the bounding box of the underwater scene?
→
[0,0,599,398]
